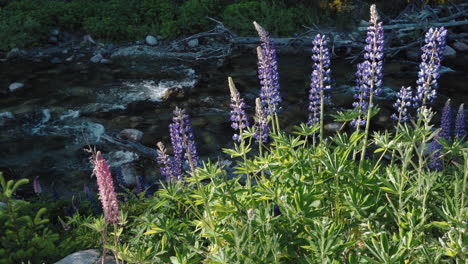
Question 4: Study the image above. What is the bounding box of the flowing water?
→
[0,53,466,195]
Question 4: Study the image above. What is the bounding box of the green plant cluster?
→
[0,173,99,264]
[0,0,343,50]
[85,110,467,263]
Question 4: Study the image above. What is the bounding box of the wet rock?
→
[443,45,456,59]
[6,48,25,60]
[51,57,62,64]
[65,55,74,62]
[118,128,144,142]
[49,36,59,44]
[107,151,139,167]
[9,82,25,92]
[54,249,116,264]
[120,163,138,185]
[82,34,95,45]
[0,112,14,126]
[187,38,199,48]
[145,35,158,46]
[100,58,111,64]
[452,41,468,52]
[51,28,60,36]
[324,122,342,133]
[90,53,103,63]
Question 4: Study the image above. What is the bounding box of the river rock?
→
[54,249,99,264]
[187,38,199,48]
[120,163,138,185]
[49,36,59,44]
[324,122,342,133]
[145,35,158,46]
[452,41,468,52]
[90,53,103,63]
[51,57,62,64]
[118,128,144,142]
[51,28,60,36]
[6,48,25,60]
[443,45,456,59]
[9,82,25,92]
[82,34,95,45]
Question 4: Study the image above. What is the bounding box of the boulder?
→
[54,249,99,264]
[443,45,456,59]
[118,128,144,142]
[51,28,60,36]
[6,48,24,60]
[452,41,468,52]
[90,53,104,63]
[187,38,199,48]
[9,82,25,92]
[324,122,342,133]
[145,35,158,46]
[51,57,62,64]
[82,34,96,45]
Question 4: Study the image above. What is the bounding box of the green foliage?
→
[78,106,467,263]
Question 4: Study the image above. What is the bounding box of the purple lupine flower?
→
[93,151,120,224]
[254,22,281,116]
[228,77,249,142]
[33,176,42,195]
[84,184,99,214]
[116,168,127,188]
[169,109,184,179]
[414,27,447,109]
[156,142,176,181]
[429,135,443,171]
[171,107,199,173]
[308,34,331,126]
[391,86,413,123]
[352,4,384,128]
[136,176,144,194]
[430,99,452,170]
[440,99,452,140]
[254,97,269,143]
[455,104,466,139]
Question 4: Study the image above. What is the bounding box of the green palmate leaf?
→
[331,108,361,122]
[292,123,319,136]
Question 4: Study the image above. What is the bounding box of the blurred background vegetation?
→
[0,0,457,50]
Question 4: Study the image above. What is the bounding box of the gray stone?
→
[324,122,342,133]
[121,163,138,185]
[90,53,104,63]
[51,57,62,64]
[9,82,25,92]
[54,249,99,264]
[65,55,74,62]
[49,36,59,44]
[443,45,456,59]
[452,41,468,52]
[145,35,158,46]
[51,28,60,36]
[100,58,111,64]
[187,38,199,48]
[6,48,24,60]
[118,128,144,142]
[82,34,96,45]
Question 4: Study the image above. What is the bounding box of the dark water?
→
[0,53,466,195]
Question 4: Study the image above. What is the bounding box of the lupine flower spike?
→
[391,86,413,123]
[228,77,249,142]
[455,104,466,139]
[254,22,281,116]
[254,98,269,144]
[308,34,331,141]
[156,142,177,182]
[352,4,384,128]
[430,99,452,170]
[414,27,447,110]
[33,176,42,195]
[93,151,120,224]
[170,107,199,174]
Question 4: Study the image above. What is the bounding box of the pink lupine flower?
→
[93,151,120,224]
[33,176,42,194]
